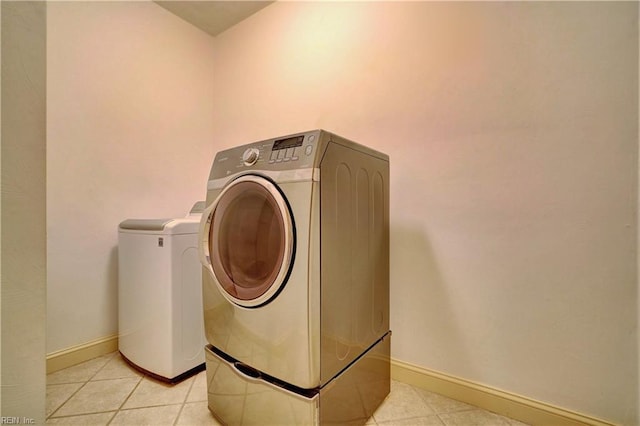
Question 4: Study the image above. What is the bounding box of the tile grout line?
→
[173,374,199,426]
[47,381,90,420]
[47,409,119,421]
[408,382,447,423]
[105,411,118,424]
[410,382,479,420]
[88,352,117,381]
[105,373,146,424]
[410,382,528,425]
[47,352,116,419]
[53,356,212,424]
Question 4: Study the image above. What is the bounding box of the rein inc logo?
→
[0,418,34,424]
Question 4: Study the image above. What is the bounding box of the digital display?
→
[273,135,304,151]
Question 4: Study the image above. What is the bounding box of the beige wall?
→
[210,2,638,424]
[1,1,47,422]
[46,2,215,353]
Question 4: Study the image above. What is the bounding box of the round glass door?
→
[202,175,294,308]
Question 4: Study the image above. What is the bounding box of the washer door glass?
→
[208,175,294,307]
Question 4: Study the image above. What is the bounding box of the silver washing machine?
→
[199,130,390,425]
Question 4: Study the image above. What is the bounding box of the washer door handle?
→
[198,202,216,270]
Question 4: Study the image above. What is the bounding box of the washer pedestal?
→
[205,332,391,426]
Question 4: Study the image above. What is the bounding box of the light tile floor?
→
[47,352,529,425]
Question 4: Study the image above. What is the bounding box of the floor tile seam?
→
[373,412,437,424]
[87,353,117,382]
[111,403,183,426]
[406,383,443,415]
[118,394,191,411]
[88,375,142,383]
[172,373,199,426]
[379,414,445,425]
[429,406,477,416]
[182,400,206,406]
[434,413,449,426]
[46,379,92,420]
[46,379,89,386]
[49,407,118,419]
[106,374,145,424]
[117,402,184,412]
[436,410,457,422]
[436,409,510,425]
[412,390,477,416]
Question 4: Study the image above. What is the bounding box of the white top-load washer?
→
[118,202,206,382]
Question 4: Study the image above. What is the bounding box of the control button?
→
[277,150,286,160]
[242,148,260,166]
[305,145,313,156]
[269,160,275,164]
[270,151,278,161]
[309,134,316,143]
[285,148,295,158]
[275,158,282,163]
[283,157,290,162]
[291,156,299,161]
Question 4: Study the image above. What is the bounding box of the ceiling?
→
[154,1,273,37]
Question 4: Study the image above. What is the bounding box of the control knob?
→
[242,148,260,166]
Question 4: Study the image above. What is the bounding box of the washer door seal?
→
[200,174,295,308]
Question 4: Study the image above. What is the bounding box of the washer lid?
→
[189,201,206,215]
[119,218,201,235]
[200,174,295,308]
[119,219,173,231]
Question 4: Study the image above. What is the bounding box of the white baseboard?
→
[390,358,614,426]
[46,334,118,374]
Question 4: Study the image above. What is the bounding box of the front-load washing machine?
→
[199,130,390,425]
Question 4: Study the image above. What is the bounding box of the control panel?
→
[210,131,320,179]
[269,135,303,163]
